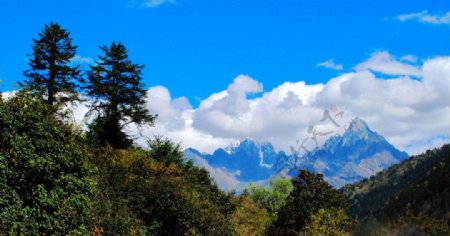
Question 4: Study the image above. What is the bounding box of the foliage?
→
[244,177,293,221]
[89,140,235,235]
[86,114,133,149]
[343,144,450,225]
[230,196,271,236]
[21,22,81,108]
[84,41,155,149]
[304,208,353,236]
[147,136,186,165]
[353,214,449,236]
[0,92,92,235]
[269,169,352,235]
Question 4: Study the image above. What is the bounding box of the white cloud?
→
[355,51,421,77]
[317,59,343,70]
[71,55,94,64]
[26,51,449,158]
[401,54,418,63]
[141,0,175,8]
[316,55,450,154]
[6,50,450,190]
[396,10,450,25]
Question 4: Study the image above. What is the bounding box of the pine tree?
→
[85,42,155,149]
[22,22,80,107]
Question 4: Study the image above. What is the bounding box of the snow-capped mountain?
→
[185,138,287,181]
[297,118,409,187]
[184,118,409,190]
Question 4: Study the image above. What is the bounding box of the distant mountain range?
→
[184,118,409,190]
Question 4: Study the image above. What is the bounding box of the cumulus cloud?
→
[317,59,343,70]
[355,51,421,77]
[6,50,445,191]
[396,10,450,25]
[132,85,233,153]
[16,51,448,157]
[318,55,450,154]
[136,51,449,156]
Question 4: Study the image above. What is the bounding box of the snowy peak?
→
[347,118,369,133]
[299,118,409,187]
[225,138,275,156]
[235,138,259,153]
[341,118,384,146]
[184,138,286,182]
[184,117,409,190]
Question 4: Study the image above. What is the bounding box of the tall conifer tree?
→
[22,22,80,107]
[85,42,155,149]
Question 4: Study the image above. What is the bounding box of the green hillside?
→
[343,144,450,234]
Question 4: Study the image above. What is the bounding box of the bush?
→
[89,140,235,235]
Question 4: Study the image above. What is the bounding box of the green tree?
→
[22,22,81,108]
[147,136,186,165]
[269,169,352,235]
[90,142,234,235]
[0,92,92,235]
[244,177,293,221]
[85,42,155,149]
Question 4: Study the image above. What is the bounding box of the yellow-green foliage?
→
[89,144,234,235]
[230,196,271,236]
[304,208,353,236]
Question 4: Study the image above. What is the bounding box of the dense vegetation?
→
[1,22,448,235]
[269,170,354,235]
[343,144,450,235]
[0,93,92,235]
[0,91,354,235]
[89,142,235,235]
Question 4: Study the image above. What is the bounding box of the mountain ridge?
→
[342,143,450,223]
[184,118,409,190]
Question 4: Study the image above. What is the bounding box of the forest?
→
[0,22,448,236]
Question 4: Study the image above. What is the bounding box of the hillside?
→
[343,144,450,224]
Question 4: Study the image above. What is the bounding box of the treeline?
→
[343,144,450,235]
[0,22,355,235]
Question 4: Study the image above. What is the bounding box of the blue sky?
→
[1,0,450,155]
[1,0,450,106]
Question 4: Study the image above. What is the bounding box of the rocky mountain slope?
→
[184,118,409,190]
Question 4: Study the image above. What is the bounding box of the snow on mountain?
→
[184,118,409,191]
